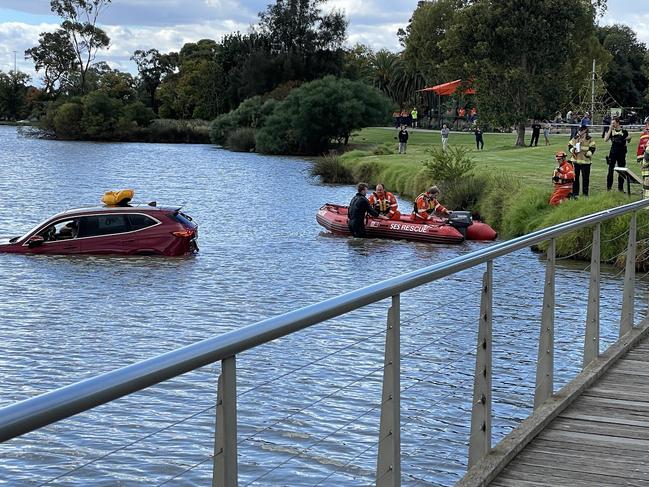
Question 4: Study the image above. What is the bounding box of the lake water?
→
[0,125,646,486]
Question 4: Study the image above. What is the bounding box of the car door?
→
[28,218,80,255]
[77,214,130,254]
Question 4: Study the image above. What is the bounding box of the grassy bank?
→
[334,127,648,267]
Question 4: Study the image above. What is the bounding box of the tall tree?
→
[25,29,78,95]
[0,71,31,120]
[131,49,177,113]
[597,24,648,109]
[399,0,465,84]
[442,0,608,146]
[257,0,347,55]
[49,0,111,94]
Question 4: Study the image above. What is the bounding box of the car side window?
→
[77,214,129,238]
[127,214,157,231]
[38,219,79,241]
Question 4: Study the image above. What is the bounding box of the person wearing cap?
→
[368,184,400,220]
[347,182,387,237]
[604,117,631,192]
[549,151,575,206]
[568,125,597,197]
[413,186,449,221]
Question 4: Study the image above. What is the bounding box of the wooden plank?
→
[571,395,649,411]
[510,450,649,479]
[489,477,555,487]
[496,463,635,486]
[549,417,649,440]
[558,410,649,428]
[530,438,649,460]
[538,429,649,451]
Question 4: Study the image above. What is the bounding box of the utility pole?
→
[591,59,595,117]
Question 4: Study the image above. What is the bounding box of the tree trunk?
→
[515,122,526,147]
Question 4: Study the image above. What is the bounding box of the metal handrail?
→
[1,198,648,443]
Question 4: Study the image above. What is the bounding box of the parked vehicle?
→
[0,204,198,256]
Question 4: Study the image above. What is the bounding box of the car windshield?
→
[15,217,60,243]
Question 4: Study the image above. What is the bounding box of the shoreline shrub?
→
[225,127,256,152]
[311,152,353,183]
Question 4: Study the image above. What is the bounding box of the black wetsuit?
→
[348,192,379,237]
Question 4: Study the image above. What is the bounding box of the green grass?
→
[347,127,644,195]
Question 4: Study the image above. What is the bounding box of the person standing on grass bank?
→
[398,125,409,154]
[543,120,551,146]
[530,120,541,147]
[635,121,649,199]
[569,125,597,197]
[441,124,450,151]
[474,125,484,150]
[604,117,631,192]
[411,107,418,128]
[347,182,387,237]
[602,112,611,138]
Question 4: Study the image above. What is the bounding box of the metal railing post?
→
[620,212,637,336]
[468,261,492,467]
[213,356,238,487]
[376,294,401,487]
[583,224,601,368]
[535,239,555,409]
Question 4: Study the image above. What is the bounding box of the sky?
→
[0,0,646,84]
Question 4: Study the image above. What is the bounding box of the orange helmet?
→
[555,151,567,160]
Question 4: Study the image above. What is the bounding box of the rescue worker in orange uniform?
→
[549,151,575,206]
[636,120,649,199]
[368,184,400,220]
[413,186,449,221]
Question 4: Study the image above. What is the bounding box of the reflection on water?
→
[0,125,646,486]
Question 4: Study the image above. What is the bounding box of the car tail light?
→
[172,229,194,238]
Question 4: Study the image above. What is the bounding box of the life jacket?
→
[554,160,575,184]
[637,130,649,161]
[369,191,397,216]
[413,193,447,219]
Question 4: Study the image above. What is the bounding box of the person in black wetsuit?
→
[348,182,387,237]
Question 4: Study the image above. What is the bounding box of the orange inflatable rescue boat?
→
[316,203,497,243]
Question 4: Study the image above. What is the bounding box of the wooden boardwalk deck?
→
[490,335,649,486]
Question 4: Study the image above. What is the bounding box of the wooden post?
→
[469,261,492,467]
[535,239,555,409]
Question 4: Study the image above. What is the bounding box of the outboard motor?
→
[447,211,473,237]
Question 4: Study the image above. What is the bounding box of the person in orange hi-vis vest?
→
[368,183,400,220]
[636,119,649,199]
[549,151,575,206]
[413,186,449,220]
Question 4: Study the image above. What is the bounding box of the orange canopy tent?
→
[417,79,476,96]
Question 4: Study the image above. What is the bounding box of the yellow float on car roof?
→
[101,189,135,206]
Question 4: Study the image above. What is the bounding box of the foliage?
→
[131,49,178,113]
[255,76,392,154]
[0,71,32,121]
[81,90,121,138]
[257,0,347,55]
[209,96,276,145]
[48,0,112,94]
[372,143,395,155]
[441,0,608,146]
[368,50,424,108]
[422,146,476,184]
[25,29,78,95]
[52,101,83,138]
[310,152,354,183]
[399,0,463,83]
[225,127,256,152]
[122,101,154,127]
[597,24,648,110]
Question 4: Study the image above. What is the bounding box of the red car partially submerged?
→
[0,204,198,256]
